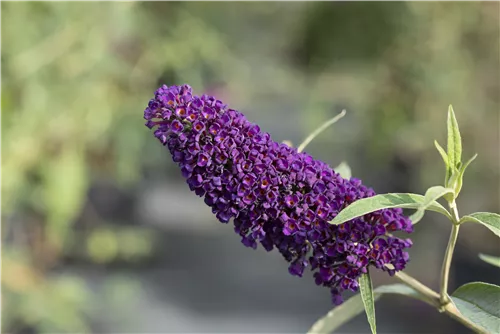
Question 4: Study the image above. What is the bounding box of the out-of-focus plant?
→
[2,251,90,333]
[2,2,246,332]
[295,2,498,201]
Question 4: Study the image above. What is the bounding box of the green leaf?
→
[409,186,455,224]
[453,154,478,197]
[434,140,451,183]
[374,284,429,304]
[329,193,452,226]
[297,110,346,153]
[451,282,500,333]
[334,161,352,179]
[478,254,500,268]
[307,292,381,334]
[43,148,88,246]
[447,105,462,169]
[459,212,500,237]
[434,140,449,166]
[446,167,460,194]
[307,284,425,334]
[408,211,425,225]
[359,272,377,334]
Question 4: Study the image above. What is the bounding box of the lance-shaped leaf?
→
[434,140,451,184]
[307,290,380,334]
[434,140,449,166]
[359,272,377,334]
[297,110,346,153]
[453,153,478,197]
[334,161,352,179]
[451,282,500,333]
[447,105,462,169]
[329,193,452,226]
[307,284,425,334]
[459,212,500,237]
[409,186,454,224]
[478,254,500,268]
[374,284,428,304]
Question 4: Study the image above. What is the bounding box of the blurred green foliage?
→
[2,2,498,333]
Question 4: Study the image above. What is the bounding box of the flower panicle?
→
[143,84,413,305]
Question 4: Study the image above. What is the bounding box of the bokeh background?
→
[2,2,499,333]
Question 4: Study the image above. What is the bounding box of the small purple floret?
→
[143,84,413,305]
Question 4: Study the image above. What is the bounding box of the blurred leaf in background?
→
[1,2,241,331]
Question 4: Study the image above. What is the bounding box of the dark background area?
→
[2,2,499,333]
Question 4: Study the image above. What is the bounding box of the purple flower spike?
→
[197,153,210,167]
[285,195,299,208]
[171,120,184,134]
[143,84,412,305]
[289,259,307,277]
[192,120,206,133]
[175,107,187,118]
[284,220,298,236]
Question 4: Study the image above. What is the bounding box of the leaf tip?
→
[335,161,352,179]
[447,104,459,126]
[448,105,457,119]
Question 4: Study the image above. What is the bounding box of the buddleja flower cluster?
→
[144,84,413,304]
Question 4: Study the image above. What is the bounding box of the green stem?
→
[296,110,346,153]
[393,199,490,333]
[394,271,440,307]
[395,272,488,334]
[439,201,461,305]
